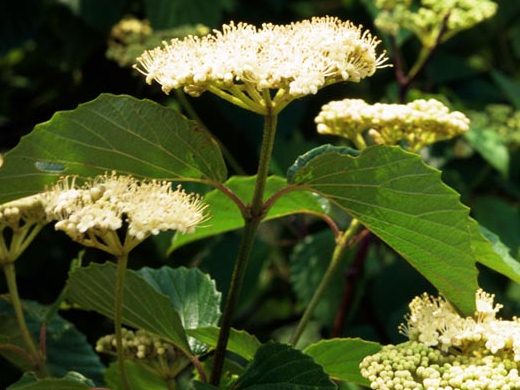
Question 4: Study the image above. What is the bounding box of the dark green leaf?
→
[473,197,520,255]
[66,262,191,354]
[143,0,233,29]
[234,342,336,389]
[59,0,126,32]
[187,326,261,361]
[104,361,168,390]
[0,94,227,203]
[137,267,222,353]
[304,338,382,386]
[7,372,93,390]
[290,230,351,326]
[169,175,329,252]
[0,300,103,382]
[491,71,520,109]
[0,0,44,55]
[465,126,509,177]
[287,145,477,314]
[471,222,520,283]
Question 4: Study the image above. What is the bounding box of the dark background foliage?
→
[1,0,519,387]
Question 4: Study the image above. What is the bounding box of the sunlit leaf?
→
[304,338,382,386]
[0,94,226,203]
[287,145,478,314]
[137,267,221,353]
[169,175,329,252]
[187,326,261,361]
[66,262,191,354]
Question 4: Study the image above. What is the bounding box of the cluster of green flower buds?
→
[361,290,520,389]
[374,0,497,47]
[96,328,176,361]
[0,195,48,264]
[469,104,520,147]
[315,98,469,151]
[361,341,520,390]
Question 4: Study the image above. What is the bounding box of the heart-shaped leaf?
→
[66,262,191,354]
[287,145,478,313]
[137,267,222,353]
[234,342,336,389]
[187,327,261,361]
[0,94,227,203]
[169,175,329,252]
[304,338,382,386]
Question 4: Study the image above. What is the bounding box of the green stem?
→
[210,110,278,385]
[115,253,131,390]
[2,263,46,376]
[289,219,362,345]
[407,46,431,81]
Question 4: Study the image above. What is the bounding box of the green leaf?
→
[59,0,126,32]
[0,94,226,203]
[491,71,520,109]
[137,267,222,353]
[290,230,351,326]
[287,145,477,314]
[234,342,336,389]
[473,196,520,255]
[66,262,191,354]
[143,0,233,29]
[465,126,509,177]
[169,175,329,252]
[304,338,382,386]
[7,372,93,390]
[0,300,104,382]
[471,222,520,283]
[104,361,168,390]
[187,326,261,361]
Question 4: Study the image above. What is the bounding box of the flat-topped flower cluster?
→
[315,98,469,151]
[0,173,206,261]
[375,0,497,47]
[135,17,388,114]
[361,290,520,389]
[96,328,175,361]
[43,173,206,254]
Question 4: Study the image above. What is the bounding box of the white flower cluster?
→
[135,17,388,114]
[44,173,206,254]
[96,328,175,361]
[375,0,497,47]
[0,195,47,231]
[361,290,520,389]
[0,195,48,264]
[400,290,520,360]
[315,98,469,151]
[360,341,520,390]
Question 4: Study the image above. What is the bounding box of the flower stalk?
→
[210,108,278,385]
[289,218,363,345]
[114,252,131,390]
[2,262,46,376]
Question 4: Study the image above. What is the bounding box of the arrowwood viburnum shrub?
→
[2,6,517,390]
